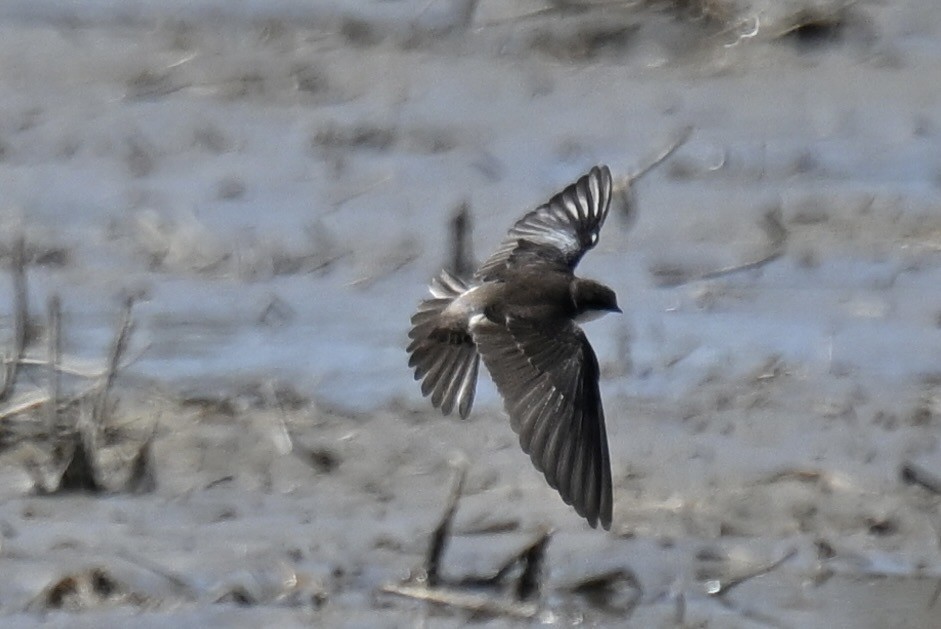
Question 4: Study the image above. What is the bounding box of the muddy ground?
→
[0,1,939,627]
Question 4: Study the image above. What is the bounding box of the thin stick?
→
[16,342,151,378]
[46,295,61,433]
[613,127,693,224]
[0,236,28,402]
[381,583,538,619]
[617,125,694,191]
[707,547,797,597]
[0,390,51,420]
[425,461,468,587]
[93,296,135,424]
[651,208,787,287]
[696,208,787,280]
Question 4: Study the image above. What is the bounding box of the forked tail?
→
[407,271,480,418]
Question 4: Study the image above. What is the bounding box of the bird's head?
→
[572,279,621,322]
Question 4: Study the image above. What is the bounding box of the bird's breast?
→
[574,309,610,323]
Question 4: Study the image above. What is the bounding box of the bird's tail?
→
[407,270,480,418]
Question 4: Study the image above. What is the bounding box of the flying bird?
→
[407,166,619,529]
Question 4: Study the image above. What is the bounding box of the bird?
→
[407,165,619,530]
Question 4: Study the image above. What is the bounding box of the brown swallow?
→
[408,166,618,529]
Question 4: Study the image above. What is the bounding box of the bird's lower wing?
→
[472,318,612,530]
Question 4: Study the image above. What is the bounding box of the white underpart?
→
[575,309,612,324]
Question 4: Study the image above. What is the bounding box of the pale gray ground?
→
[0,1,940,627]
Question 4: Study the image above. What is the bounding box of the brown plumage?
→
[408,166,619,530]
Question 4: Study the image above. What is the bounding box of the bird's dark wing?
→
[475,165,613,280]
[407,270,480,419]
[472,316,613,530]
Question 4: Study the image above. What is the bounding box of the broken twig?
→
[425,461,468,587]
[619,125,694,190]
[613,126,693,224]
[0,390,52,421]
[458,528,553,598]
[705,547,797,597]
[383,463,557,618]
[651,207,787,287]
[380,583,538,619]
[17,344,151,379]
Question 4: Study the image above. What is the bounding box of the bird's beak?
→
[612,305,622,313]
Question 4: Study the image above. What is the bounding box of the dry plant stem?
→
[380,583,539,619]
[653,208,787,287]
[458,529,552,591]
[708,549,798,628]
[613,127,693,224]
[93,296,136,424]
[695,209,787,280]
[46,295,61,433]
[450,201,474,279]
[0,367,144,423]
[379,463,542,619]
[0,236,28,402]
[17,343,151,378]
[0,390,50,420]
[425,462,468,587]
[617,125,694,192]
[709,547,797,597]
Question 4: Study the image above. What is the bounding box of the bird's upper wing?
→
[472,316,613,529]
[475,165,613,280]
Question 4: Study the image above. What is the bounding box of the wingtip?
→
[590,164,612,190]
[583,501,612,531]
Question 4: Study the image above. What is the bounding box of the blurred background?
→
[0,1,939,626]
